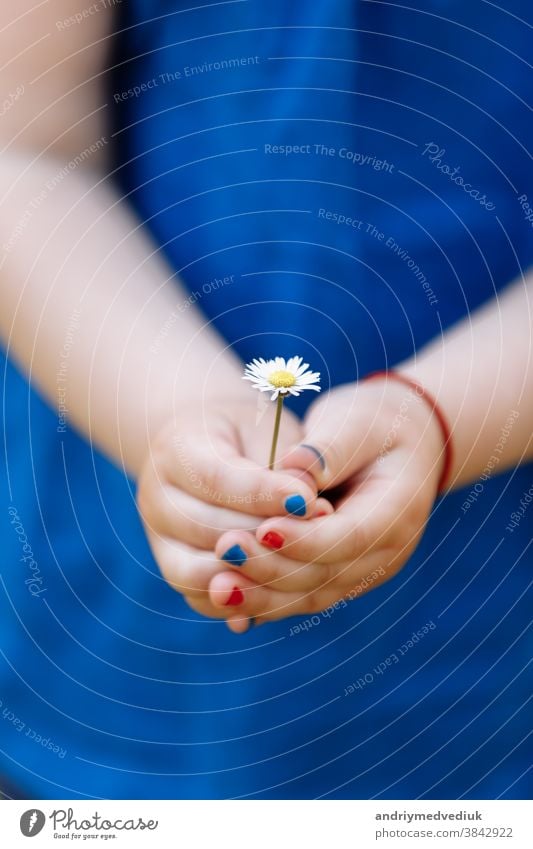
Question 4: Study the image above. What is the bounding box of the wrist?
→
[365,369,453,493]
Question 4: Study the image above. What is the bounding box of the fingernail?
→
[300,444,326,470]
[224,586,244,606]
[285,494,307,517]
[315,511,328,518]
[221,544,247,566]
[261,530,285,550]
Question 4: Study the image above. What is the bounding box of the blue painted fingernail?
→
[285,494,307,517]
[300,444,326,470]
[221,544,247,567]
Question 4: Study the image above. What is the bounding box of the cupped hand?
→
[206,376,446,629]
[136,397,330,625]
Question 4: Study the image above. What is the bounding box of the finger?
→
[214,530,330,592]
[208,570,319,624]
[182,592,245,625]
[255,462,406,565]
[159,427,317,518]
[216,527,390,595]
[208,552,398,628]
[139,479,260,549]
[317,549,397,592]
[280,383,388,489]
[147,534,225,598]
[209,494,336,559]
[225,615,254,634]
[311,496,335,518]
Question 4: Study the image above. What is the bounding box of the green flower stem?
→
[268,394,284,470]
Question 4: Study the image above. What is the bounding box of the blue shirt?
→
[1,0,531,799]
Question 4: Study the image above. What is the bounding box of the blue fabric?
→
[1,0,531,799]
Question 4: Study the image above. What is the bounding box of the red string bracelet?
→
[365,370,454,493]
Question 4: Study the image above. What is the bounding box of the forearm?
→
[0,154,247,477]
[399,274,533,488]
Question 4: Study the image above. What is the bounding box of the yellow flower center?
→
[268,369,296,389]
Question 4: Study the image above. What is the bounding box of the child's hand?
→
[206,377,445,628]
[136,398,326,621]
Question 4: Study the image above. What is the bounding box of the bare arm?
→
[400,273,533,488]
[0,2,248,478]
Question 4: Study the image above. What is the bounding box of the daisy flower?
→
[243,356,321,401]
[243,356,321,469]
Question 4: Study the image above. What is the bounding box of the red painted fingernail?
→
[315,511,328,517]
[261,531,285,550]
[224,587,244,606]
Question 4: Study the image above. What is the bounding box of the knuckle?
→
[160,489,218,547]
[140,484,178,538]
[181,516,214,549]
[325,440,344,476]
[291,591,316,615]
[306,598,324,616]
[164,559,200,595]
[252,552,280,586]
[152,541,200,594]
[342,523,370,558]
[285,567,315,594]
[355,523,371,553]
[156,548,183,589]
[201,461,226,501]
[194,519,221,549]
[242,471,268,506]
[136,476,159,530]
[314,561,333,590]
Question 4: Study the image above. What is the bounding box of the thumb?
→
[279,385,382,489]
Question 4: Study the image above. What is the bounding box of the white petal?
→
[286,356,302,373]
[244,355,321,399]
[297,372,320,385]
[245,358,276,381]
